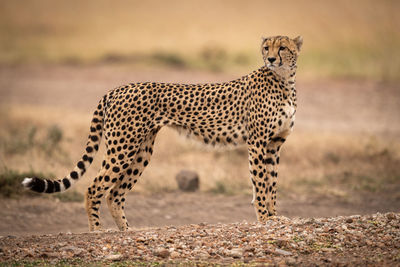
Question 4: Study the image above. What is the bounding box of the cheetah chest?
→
[279,103,296,133]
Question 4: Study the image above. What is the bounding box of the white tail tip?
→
[22,177,33,188]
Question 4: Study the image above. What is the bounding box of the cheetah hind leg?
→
[85,141,142,231]
[85,168,110,231]
[106,131,158,231]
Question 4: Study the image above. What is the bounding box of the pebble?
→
[170,251,180,259]
[154,248,170,258]
[275,248,293,256]
[346,218,353,223]
[225,248,243,258]
[104,254,123,261]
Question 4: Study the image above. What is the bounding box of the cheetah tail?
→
[21,95,106,194]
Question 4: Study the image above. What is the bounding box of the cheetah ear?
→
[293,36,303,51]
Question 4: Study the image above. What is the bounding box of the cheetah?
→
[22,35,303,231]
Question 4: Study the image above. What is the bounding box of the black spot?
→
[77,161,85,170]
[63,178,71,189]
[70,171,79,179]
[112,166,120,173]
[265,158,274,165]
[90,135,98,142]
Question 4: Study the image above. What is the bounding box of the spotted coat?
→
[22,35,303,231]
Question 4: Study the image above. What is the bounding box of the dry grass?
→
[1,105,399,201]
[0,0,399,79]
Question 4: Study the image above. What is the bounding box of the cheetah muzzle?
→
[22,35,303,231]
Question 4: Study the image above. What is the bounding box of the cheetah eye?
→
[279,46,286,51]
[264,46,269,51]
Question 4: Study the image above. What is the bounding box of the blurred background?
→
[0,0,399,235]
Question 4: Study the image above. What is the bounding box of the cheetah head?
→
[261,35,303,77]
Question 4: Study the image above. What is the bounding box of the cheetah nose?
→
[268,57,276,63]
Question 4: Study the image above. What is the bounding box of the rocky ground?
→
[1,212,399,266]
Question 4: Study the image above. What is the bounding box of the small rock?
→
[346,218,353,223]
[198,251,210,259]
[154,248,170,258]
[136,236,146,242]
[386,213,396,221]
[226,248,243,258]
[321,247,335,252]
[104,254,123,261]
[61,245,84,256]
[276,239,288,248]
[170,251,180,259]
[176,170,199,192]
[275,248,292,256]
[40,252,59,258]
[286,257,297,265]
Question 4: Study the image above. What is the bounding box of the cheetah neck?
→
[245,65,297,102]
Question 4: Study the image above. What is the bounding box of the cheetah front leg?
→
[248,144,272,223]
[248,136,286,222]
[263,136,286,217]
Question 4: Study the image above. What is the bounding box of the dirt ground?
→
[0,64,400,239]
[1,192,399,237]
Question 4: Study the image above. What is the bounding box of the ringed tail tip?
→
[22,177,34,188]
